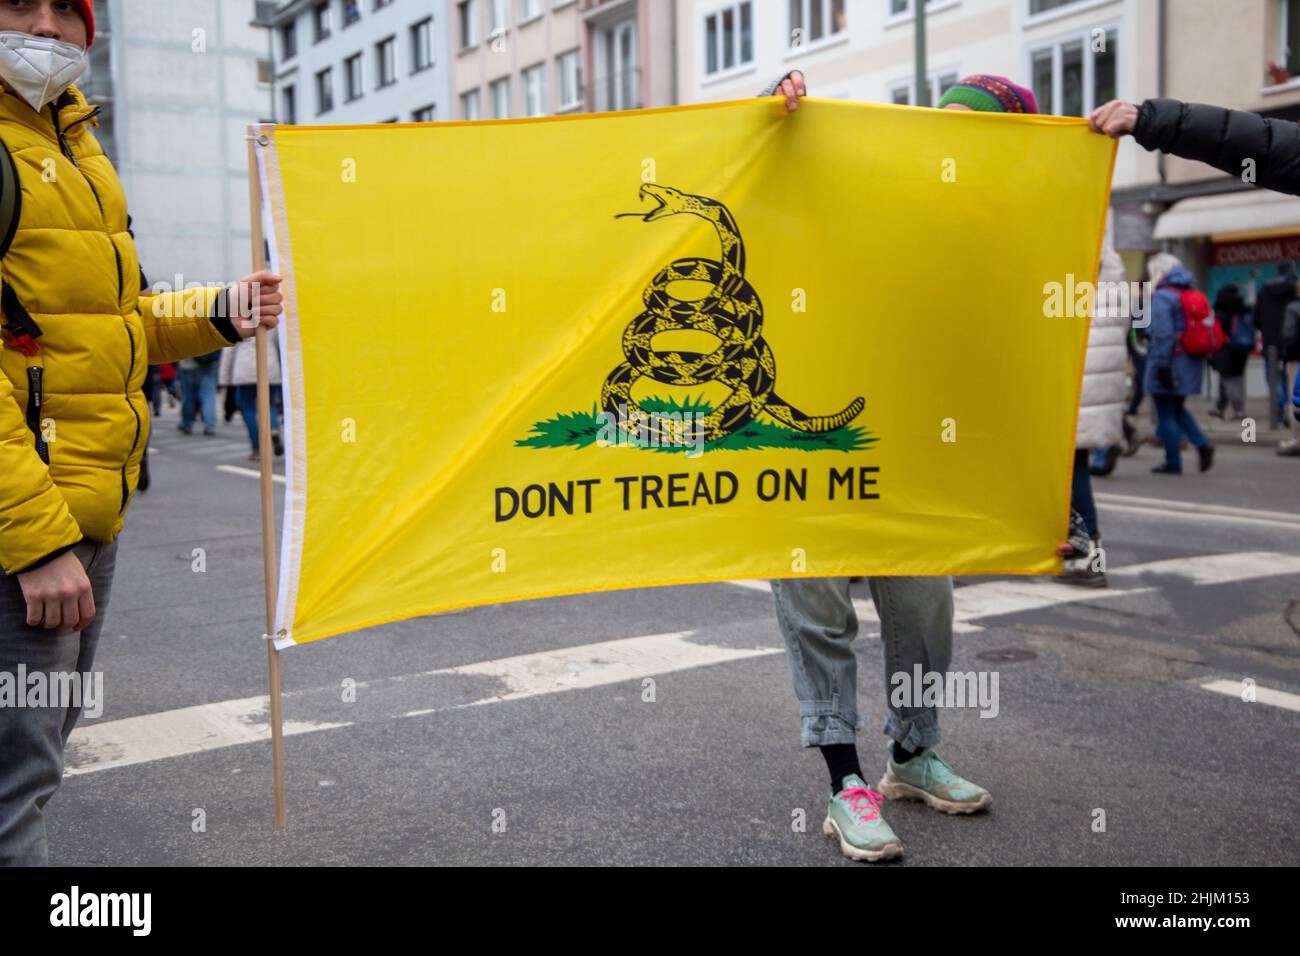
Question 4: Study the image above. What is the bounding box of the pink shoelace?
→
[840,786,885,823]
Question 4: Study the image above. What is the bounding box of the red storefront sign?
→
[1210,234,1300,267]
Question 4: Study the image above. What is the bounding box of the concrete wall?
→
[106,0,272,291]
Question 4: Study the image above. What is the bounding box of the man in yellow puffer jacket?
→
[0,1,282,865]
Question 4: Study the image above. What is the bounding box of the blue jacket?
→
[1144,266,1205,397]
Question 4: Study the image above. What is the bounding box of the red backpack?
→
[1175,288,1226,357]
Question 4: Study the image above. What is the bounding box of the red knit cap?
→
[72,0,95,48]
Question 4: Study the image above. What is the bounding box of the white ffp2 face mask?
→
[0,31,87,111]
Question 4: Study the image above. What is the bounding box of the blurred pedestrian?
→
[177,350,222,436]
[1207,283,1252,421]
[1090,98,1299,429]
[1144,253,1215,475]
[1279,285,1300,456]
[159,362,179,408]
[1061,215,1126,587]
[219,335,283,460]
[1256,263,1297,431]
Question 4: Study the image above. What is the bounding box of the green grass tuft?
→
[517,396,877,454]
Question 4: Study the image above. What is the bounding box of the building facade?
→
[269,0,452,125]
[450,0,585,119]
[81,0,274,290]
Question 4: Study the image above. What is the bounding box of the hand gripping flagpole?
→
[247,125,287,828]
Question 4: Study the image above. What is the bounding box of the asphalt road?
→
[46,399,1300,866]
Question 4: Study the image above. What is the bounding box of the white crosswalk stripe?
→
[63,551,1300,776]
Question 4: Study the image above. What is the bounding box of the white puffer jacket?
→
[1076,212,1128,449]
[219,333,281,387]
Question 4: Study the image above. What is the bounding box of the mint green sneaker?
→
[822,774,903,862]
[878,747,991,814]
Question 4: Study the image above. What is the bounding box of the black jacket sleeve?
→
[1133,98,1300,196]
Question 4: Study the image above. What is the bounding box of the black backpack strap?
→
[0,134,44,462]
[0,131,20,258]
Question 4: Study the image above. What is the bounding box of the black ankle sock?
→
[892,740,920,763]
[819,743,863,795]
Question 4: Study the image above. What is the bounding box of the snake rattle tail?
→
[765,395,865,434]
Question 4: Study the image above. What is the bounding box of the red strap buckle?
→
[2,331,40,357]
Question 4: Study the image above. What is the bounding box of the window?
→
[596,20,637,111]
[889,71,959,106]
[523,63,546,116]
[344,52,364,101]
[1029,28,1117,117]
[1284,0,1300,77]
[557,48,582,110]
[704,3,753,76]
[280,20,297,59]
[257,58,273,84]
[458,0,477,49]
[343,0,361,27]
[376,35,397,87]
[490,77,510,118]
[374,0,393,8]
[411,17,434,73]
[891,0,950,14]
[461,88,481,120]
[315,66,333,114]
[788,0,845,48]
[1029,0,1087,14]
[282,84,297,125]
[490,0,509,34]
[413,104,436,122]
[522,0,542,20]
[313,2,331,42]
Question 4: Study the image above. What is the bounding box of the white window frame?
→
[1024,21,1119,117]
[1281,0,1300,77]
[344,52,364,102]
[597,19,637,111]
[888,67,961,107]
[556,49,582,111]
[411,17,434,73]
[461,88,481,120]
[702,2,755,81]
[521,0,543,24]
[490,76,511,119]
[315,66,333,114]
[376,35,397,88]
[458,0,478,50]
[1023,0,1117,29]
[523,62,546,116]
[490,0,510,33]
[785,0,848,52]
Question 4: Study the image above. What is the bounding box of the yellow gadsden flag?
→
[257,97,1115,647]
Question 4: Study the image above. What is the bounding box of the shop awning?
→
[1153,188,1300,241]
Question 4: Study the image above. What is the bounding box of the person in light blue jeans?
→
[177,351,222,436]
[770,575,991,862]
[760,68,1013,862]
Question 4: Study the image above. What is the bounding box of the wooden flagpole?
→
[247,125,287,828]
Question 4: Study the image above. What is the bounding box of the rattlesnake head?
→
[617,183,718,223]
